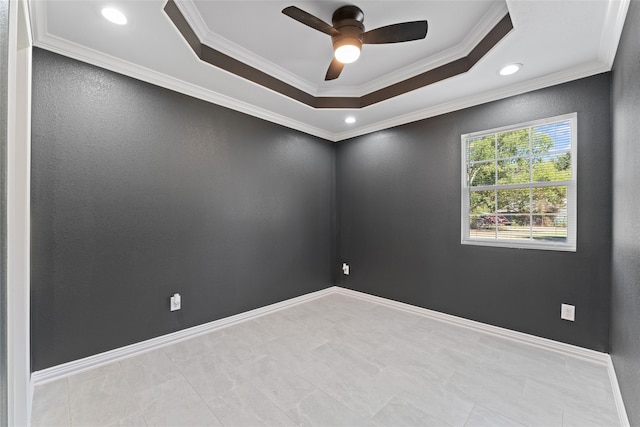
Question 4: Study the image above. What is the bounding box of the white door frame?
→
[7,0,32,425]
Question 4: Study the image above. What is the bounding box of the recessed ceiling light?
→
[499,63,523,76]
[345,116,356,124]
[101,7,127,25]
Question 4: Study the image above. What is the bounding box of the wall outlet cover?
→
[170,293,181,311]
[342,263,349,275]
[561,303,575,321]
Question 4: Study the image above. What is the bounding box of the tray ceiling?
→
[29,0,629,141]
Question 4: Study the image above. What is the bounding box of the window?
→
[461,113,577,251]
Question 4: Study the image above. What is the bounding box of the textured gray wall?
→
[337,74,612,351]
[31,49,335,370]
[611,1,640,424]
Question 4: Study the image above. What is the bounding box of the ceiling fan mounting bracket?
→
[332,5,364,24]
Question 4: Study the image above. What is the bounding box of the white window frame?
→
[461,113,577,252]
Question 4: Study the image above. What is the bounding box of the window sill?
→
[461,238,576,252]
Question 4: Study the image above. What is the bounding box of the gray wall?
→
[30,49,335,371]
[30,46,616,372]
[337,74,612,352]
[611,0,640,424]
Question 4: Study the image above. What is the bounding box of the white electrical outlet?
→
[342,263,349,275]
[170,293,181,311]
[561,303,575,321]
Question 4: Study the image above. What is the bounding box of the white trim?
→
[176,1,508,98]
[31,287,335,385]
[332,60,608,142]
[607,356,631,427]
[175,0,318,96]
[460,238,576,252]
[340,287,630,427]
[27,0,620,142]
[460,113,577,252]
[598,0,630,69]
[33,284,611,378]
[6,1,32,426]
[33,34,336,142]
[30,286,628,426]
[346,2,509,97]
[333,287,609,365]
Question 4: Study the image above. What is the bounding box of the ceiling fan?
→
[282,5,428,81]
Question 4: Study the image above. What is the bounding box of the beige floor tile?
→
[119,349,181,394]
[68,372,140,426]
[372,396,450,427]
[31,379,70,427]
[207,382,297,426]
[30,293,622,427]
[464,405,525,427]
[285,389,373,427]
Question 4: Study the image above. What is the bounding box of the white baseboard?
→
[31,285,629,427]
[333,287,609,365]
[31,286,335,385]
[334,287,629,427]
[607,356,631,427]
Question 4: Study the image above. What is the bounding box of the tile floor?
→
[31,293,620,427]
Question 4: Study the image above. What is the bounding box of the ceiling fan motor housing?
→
[331,5,365,53]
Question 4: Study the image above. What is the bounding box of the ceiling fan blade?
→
[325,58,345,81]
[282,6,339,37]
[362,21,428,44]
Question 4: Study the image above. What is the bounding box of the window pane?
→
[533,121,571,153]
[497,188,530,213]
[497,157,530,184]
[532,152,571,182]
[532,215,567,243]
[462,114,575,250]
[497,215,530,240]
[468,161,495,186]
[509,214,531,228]
[470,190,495,214]
[532,186,567,214]
[467,135,495,162]
[497,129,529,159]
[469,215,496,239]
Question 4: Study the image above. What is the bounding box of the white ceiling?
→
[29,0,629,141]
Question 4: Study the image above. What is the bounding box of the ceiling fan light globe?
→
[335,44,361,64]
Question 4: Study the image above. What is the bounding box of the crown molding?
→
[29,14,334,141]
[598,0,630,68]
[28,0,46,43]
[27,0,626,143]
[333,60,610,142]
[27,25,611,144]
